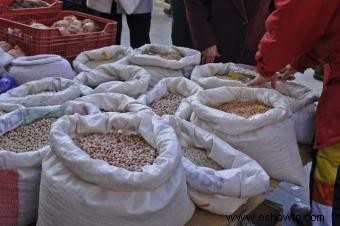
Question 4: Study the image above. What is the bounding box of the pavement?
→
[121,3,323,226]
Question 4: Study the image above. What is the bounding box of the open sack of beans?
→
[37,112,195,226]
[74,64,150,98]
[137,77,202,119]
[191,63,257,88]
[161,116,269,215]
[0,77,93,107]
[129,44,201,87]
[191,63,318,144]
[189,87,305,185]
[0,101,100,226]
[8,54,75,85]
[73,45,133,73]
[75,93,151,113]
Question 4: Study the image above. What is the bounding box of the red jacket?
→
[256,0,340,149]
[185,0,272,65]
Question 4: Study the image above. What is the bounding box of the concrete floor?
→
[122,3,323,225]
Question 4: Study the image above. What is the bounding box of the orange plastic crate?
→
[0,10,117,60]
[0,0,63,16]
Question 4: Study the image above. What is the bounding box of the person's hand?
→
[201,45,221,64]
[247,73,277,88]
[277,65,298,81]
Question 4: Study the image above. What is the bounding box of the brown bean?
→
[215,101,271,118]
[75,133,159,172]
[0,118,56,152]
[149,93,183,116]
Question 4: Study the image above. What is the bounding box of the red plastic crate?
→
[0,0,62,16]
[0,10,117,60]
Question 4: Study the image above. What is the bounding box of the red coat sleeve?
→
[256,0,332,77]
[184,0,217,51]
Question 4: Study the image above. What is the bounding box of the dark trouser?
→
[95,2,123,45]
[126,13,151,49]
[82,2,150,48]
[171,0,193,48]
[62,0,92,13]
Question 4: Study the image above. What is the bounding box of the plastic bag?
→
[0,73,16,93]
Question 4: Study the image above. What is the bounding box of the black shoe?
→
[290,203,311,226]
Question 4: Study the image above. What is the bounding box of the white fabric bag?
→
[8,54,75,85]
[0,102,99,226]
[137,77,202,119]
[191,63,248,89]
[190,87,305,185]
[0,78,93,107]
[262,82,317,144]
[73,45,133,73]
[161,116,269,215]
[0,102,23,114]
[37,112,195,226]
[129,44,201,87]
[75,93,151,113]
[74,64,150,98]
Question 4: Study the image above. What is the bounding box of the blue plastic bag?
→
[0,73,16,94]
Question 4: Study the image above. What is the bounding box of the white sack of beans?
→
[8,54,75,85]
[74,64,150,98]
[0,77,93,107]
[0,102,99,226]
[73,45,133,73]
[161,116,269,215]
[75,93,151,113]
[191,63,254,88]
[137,77,202,120]
[192,63,317,144]
[38,112,195,226]
[189,86,305,185]
[129,44,201,87]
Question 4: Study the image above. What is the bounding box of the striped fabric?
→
[312,143,340,226]
[0,170,19,225]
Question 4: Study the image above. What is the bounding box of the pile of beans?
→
[85,59,117,69]
[234,68,258,77]
[0,118,56,152]
[145,50,183,61]
[75,133,159,172]
[183,148,222,170]
[215,75,233,80]
[215,101,271,118]
[149,93,183,116]
[215,73,252,83]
